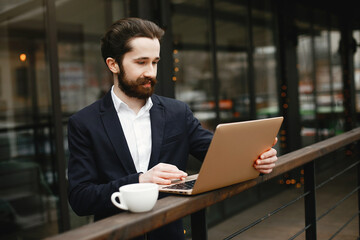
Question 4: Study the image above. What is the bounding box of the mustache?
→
[136,77,157,86]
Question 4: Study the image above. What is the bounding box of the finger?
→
[155,171,188,180]
[151,166,187,179]
[253,162,275,173]
[153,176,172,185]
[139,172,172,184]
[155,163,179,171]
[143,172,179,184]
[254,162,276,170]
[257,168,273,174]
[256,155,278,164]
[260,148,277,160]
[272,137,278,146]
[155,163,187,175]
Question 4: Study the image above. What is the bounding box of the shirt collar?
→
[111,85,153,114]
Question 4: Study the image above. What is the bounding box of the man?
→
[67,18,278,239]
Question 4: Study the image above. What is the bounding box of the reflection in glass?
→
[0,1,59,239]
[55,0,127,229]
[296,19,316,146]
[354,30,360,122]
[314,19,332,140]
[297,10,343,147]
[214,0,250,122]
[56,0,120,116]
[330,17,344,133]
[172,0,215,130]
[252,0,278,119]
[313,13,344,139]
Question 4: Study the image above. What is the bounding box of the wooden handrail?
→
[46,127,360,240]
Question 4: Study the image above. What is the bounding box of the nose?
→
[144,64,157,78]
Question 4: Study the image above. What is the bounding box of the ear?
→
[105,57,120,74]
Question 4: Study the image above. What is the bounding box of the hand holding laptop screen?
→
[253,137,278,174]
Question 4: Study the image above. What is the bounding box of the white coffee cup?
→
[111,183,159,213]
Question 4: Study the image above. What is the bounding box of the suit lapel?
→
[148,95,165,169]
[100,91,137,174]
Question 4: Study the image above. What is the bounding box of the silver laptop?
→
[159,116,283,195]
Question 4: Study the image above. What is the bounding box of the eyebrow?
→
[134,57,160,61]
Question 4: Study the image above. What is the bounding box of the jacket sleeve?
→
[67,115,141,217]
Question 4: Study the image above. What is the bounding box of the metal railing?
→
[46,127,360,240]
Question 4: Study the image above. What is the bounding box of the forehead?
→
[126,37,160,58]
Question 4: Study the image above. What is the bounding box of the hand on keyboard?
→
[139,163,188,185]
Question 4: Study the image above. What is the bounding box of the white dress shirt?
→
[111,86,152,173]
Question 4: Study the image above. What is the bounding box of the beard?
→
[117,66,157,99]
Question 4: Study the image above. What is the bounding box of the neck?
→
[113,84,146,114]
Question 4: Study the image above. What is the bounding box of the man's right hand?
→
[139,163,188,185]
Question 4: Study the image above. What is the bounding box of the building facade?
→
[0,0,359,238]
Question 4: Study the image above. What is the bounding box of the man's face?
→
[117,37,160,99]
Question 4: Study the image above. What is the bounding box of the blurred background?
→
[0,0,360,239]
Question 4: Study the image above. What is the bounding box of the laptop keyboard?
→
[163,179,196,190]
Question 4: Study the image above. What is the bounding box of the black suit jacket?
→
[67,90,213,239]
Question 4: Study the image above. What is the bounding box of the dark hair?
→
[101,18,164,64]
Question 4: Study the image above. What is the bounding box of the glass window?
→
[251,0,278,119]
[296,16,316,146]
[172,0,215,130]
[54,0,128,229]
[312,12,344,139]
[296,8,343,147]
[354,30,360,124]
[214,0,250,122]
[330,17,345,133]
[56,0,127,116]
[0,1,59,239]
[313,11,333,140]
